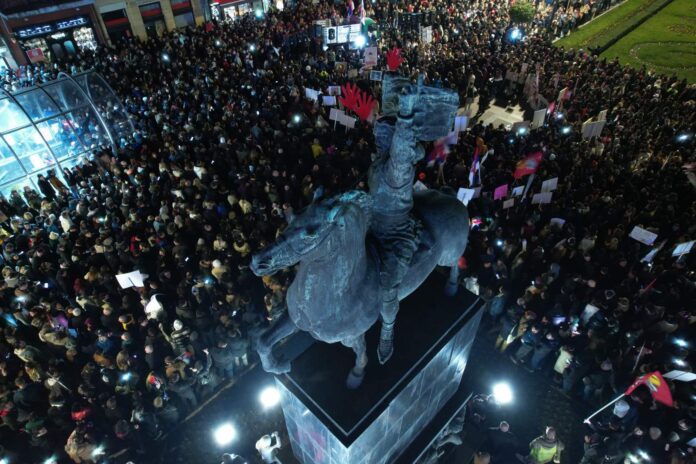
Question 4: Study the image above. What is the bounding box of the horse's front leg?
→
[257,312,299,374]
[342,334,368,389]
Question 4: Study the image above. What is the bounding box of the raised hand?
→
[339,82,359,112]
[385,47,404,71]
[355,91,376,121]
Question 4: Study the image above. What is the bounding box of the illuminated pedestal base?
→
[276,274,483,464]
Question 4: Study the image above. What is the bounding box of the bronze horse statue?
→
[250,189,468,388]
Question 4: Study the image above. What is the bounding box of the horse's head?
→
[251,191,372,276]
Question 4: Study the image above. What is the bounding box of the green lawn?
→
[601,0,696,82]
[554,0,672,50]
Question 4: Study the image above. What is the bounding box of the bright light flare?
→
[259,386,281,408]
[492,382,513,405]
[561,126,572,134]
[674,338,688,348]
[353,35,367,48]
[214,422,237,446]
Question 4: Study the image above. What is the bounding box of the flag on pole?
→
[468,147,481,186]
[427,132,458,166]
[513,151,543,179]
[359,0,366,22]
[625,371,674,407]
[347,0,354,18]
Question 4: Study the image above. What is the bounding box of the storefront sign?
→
[15,17,88,39]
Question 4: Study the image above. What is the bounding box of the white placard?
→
[305,88,319,101]
[532,108,547,129]
[641,248,659,263]
[503,199,515,209]
[598,109,608,121]
[329,108,345,122]
[457,188,475,206]
[363,46,378,67]
[339,113,356,129]
[541,177,558,193]
[664,370,696,382]
[413,180,428,192]
[116,270,147,289]
[454,115,469,132]
[629,226,658,246]
[531,192,552,204]
[550,217,565,227]
[592,120,606,138]
[322,95,337,106]
[673,240,695,257]
[511,186,524,197]
[327,86,342,96]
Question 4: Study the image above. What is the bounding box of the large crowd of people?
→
[0,0,694,463]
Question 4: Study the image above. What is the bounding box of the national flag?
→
[427,132,458,166]
[359,0,366,22]
[625,371,673,407]
[513,151,543,179]
[347,0,354,18]
[468,147,480,186]
[468,137,487,186]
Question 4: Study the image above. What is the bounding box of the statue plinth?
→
[275,273,483,464]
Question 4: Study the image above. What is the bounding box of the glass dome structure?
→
[0,70,134,196]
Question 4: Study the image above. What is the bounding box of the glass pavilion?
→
[0,71,133,196]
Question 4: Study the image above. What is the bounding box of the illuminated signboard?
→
[15,17,88,39]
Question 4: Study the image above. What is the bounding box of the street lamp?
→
[214,422,238,446]
[492,382,513,405]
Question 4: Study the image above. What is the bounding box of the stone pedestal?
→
[276,274,482,464]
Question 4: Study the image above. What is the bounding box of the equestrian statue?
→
[250,75,469,388]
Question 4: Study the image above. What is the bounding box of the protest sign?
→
[370,70,383,81]
[629,226,658,246]
[329,108,345,122]
[364,47,378,67]
[327,86,342,96]
[339,113,356,129]
[457,188,475,206]
[511,186,524,197]
[322,95,337,106]
[664,370,696,382]
[503,199,515,209]
[494,184,508,200]
[532,108,547,129]
[413,180,428,192]
[305,88,319,101]
[598,109,608,121]
[116,270,147,289]
[541,177,558,192]
[347,69,358,78]
[454,115,469,132]
[531,192,552,204]
[550,218,565,228]
[672,240,695,257]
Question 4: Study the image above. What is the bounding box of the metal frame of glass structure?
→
[0,70,134,196]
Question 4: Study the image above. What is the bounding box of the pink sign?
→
[494,184,508,200]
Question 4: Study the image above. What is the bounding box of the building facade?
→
[0,0,210,67]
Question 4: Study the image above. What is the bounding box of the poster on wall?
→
[26,48,45,63]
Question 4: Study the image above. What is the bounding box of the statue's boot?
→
[377,320,395,364]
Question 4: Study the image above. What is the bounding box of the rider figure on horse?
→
[370,75,459,363]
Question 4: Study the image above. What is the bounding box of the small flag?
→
[359,0,366,22]
[347,0,354,18]
[513,151,543,179]
[625,371,673,407]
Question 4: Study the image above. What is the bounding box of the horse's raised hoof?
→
[346,368,365,389]
[444,281,458,297]
[259,352,291,375]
